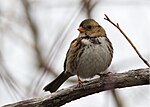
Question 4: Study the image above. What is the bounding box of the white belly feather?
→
[76,37,112,78]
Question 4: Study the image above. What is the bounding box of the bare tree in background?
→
[0,0,149,107]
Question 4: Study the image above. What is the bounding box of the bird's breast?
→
[76,37,113,79]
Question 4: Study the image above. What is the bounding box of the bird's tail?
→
[43,71,71,93]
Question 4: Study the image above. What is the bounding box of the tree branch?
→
[104,14,150,68]
[3,68,150,107]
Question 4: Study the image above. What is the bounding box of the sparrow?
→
[43,19,113,93]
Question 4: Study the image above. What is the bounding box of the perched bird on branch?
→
[43,19,113,93]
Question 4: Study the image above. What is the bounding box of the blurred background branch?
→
[0,0,149,107]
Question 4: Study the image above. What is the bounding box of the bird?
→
[43,19,113,93]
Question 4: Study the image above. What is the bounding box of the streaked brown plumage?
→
[43,19,113,92]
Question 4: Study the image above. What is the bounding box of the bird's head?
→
[78,19,106,38]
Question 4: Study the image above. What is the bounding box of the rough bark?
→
[3,68,150,107]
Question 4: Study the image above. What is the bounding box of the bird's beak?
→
[78,27,85,33]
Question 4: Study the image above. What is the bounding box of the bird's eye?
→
[87,25,92,29]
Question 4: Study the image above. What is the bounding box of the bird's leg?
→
[97,72,112,84]
[76,75,84,88]
[97,71,112,77]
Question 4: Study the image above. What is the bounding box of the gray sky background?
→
[0,0,150,107]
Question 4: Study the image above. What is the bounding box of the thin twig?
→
[104,14,150,68]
